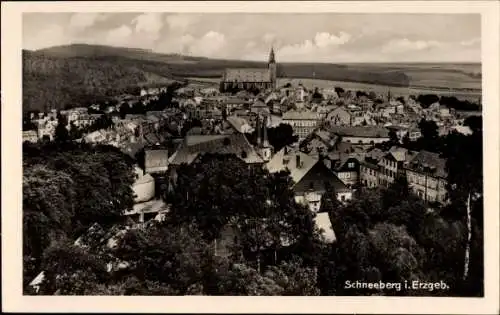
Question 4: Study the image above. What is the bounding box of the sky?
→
[23,13,481,63]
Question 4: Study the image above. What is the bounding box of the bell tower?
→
[268,46,277,90]
[258,115,273,162]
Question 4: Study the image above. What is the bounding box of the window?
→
[348,162,355,168]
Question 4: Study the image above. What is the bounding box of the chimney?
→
[296,154,301,168]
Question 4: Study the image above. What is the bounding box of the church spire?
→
[269,46,276,64]
[262,116,270,147]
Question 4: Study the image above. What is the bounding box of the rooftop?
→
[169,133,263,165]
[282,110,322,120]
[406,150,447,179]
[328,126,390,138]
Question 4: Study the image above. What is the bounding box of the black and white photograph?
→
[2,1,499,313]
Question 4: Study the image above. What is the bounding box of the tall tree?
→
[54,113,69,143]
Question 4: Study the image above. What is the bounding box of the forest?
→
[23,114,483,296]
[22,50,175,112]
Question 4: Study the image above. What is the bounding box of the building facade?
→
[282,110,322,140]
[405,150,448,204]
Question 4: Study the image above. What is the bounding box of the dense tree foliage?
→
[23,142,137,288]
[439,95,481,111]
[23,50,175,112]
[416,94,440,108]
[415,94,480,111]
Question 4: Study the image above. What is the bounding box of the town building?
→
[329,157,360,188]
[328,126,390,145]
[266,146,351,212]
[220,47,277,92]
[404,150,448,203]
[359,159,380,188]
[282,110,322,140]
[377,146,417,187]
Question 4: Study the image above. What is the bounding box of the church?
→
[220,47,277,93]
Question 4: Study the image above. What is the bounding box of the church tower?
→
[268,46,277,90]
[257,115,273,162]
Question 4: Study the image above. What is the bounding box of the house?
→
[22,130,38,143]
[328,126,390,145]
[282,110,322,140]
[328,157,360,188]
[406,127,422,141]
[359,159,380,188]
[404,150,448,203]
[386,125,421,142]
[325,107,351,126]
[300,129,337,156]
[377,146,417,187]
[358,147,386,188]
[266,146,351,212]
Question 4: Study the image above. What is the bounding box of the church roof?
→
[223,68,271,82]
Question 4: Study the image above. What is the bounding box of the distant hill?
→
[22,44,481,112]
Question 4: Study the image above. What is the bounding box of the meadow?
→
[187,77,481,101]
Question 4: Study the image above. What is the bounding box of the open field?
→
[187,77,481,101]
[278,78,481,100]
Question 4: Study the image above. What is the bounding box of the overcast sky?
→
[23,13,481,63]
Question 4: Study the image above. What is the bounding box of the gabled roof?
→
[282,110,322,120]
[384,146,411,162]
[406,150,447,179]
[266,146,349,193]
[365,147,386,162]
[169,133,263,165]
[266,147,318,183]
[328,126,390,138]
